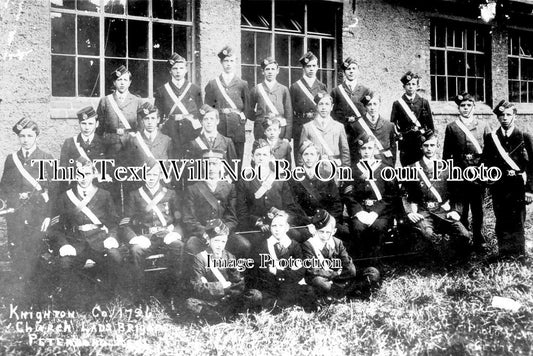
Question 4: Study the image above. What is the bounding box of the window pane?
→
[509,58,519,80]
[447,77,457,99]
[528,82,533,103]
[128,59,148,97]
[466,29,475,51]
[104,58,124,94]
[242,31,255,64]
[174,25,193,59]
[447,51,465,76]
[436,76,446,101]
[153,60,170,94]
[104,0,125,14]
[52,55,75,96]
[431,76,436,100]
[242,66,255,87]
[174,0,192,22]
[78,15,99,56]
[291,68,301,85]
[128,20,148,58]
[308,2,337,35]
[510,33,519,55]
[78,57,100,97]
[104,18,126,57]
[275,34,289,67]
[290,36,303,66]
[275,1,303,32]
[476,79,485,101]
[278,67,289,87]
[78,0,99,12]
[457,77,465,94]
[521,82,527,102]
[522,36,533,57]
[51,0,75,10]
[256,32,271,63]
[128,0,148,16]
[51,12,75,54]
[153,0,172,19]
[454,28,463,49]
[467,53,484,77]
[322,39,334,70]
[241,0,271,29]
[308,38,320,62]
[509,81,520,102]
[154,23,172,60]
[475,30,485,52]
[522,58,533,80]
[435,24,445,48]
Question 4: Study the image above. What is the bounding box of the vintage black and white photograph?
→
[0,0,532,354]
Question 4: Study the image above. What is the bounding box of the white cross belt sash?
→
[296,80,316,104]
[491,131,520,171]
[455,119,482,154]
[107,94,132,130]
[358,116,392,158]
[134,133,155,160]
[200,251,228,284]
[73,137,112,183]
[254,172,276,199]
[66,188,102,225]
[415,162,442,203]
[164,82,191,116]
[338,85,362,118]
[11,151,43,192]
[310,123,335,158]
[138,187,167,227]
[398,97,421,127]
[195,136,208,150]
[356,162,383,201]
[215,77,247,122]
[308,237,330,271]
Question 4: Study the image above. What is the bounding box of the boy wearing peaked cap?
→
[390,71,434,166]
[443,92,491,254]
[250,57,293,141]
[204,46,252,161]
[482,100,533,259]
[186,219,262,320]
[156,52,203,160]
[290,51,327,152]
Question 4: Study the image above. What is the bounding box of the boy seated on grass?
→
[302,209,380,300]
[186,219,262,320]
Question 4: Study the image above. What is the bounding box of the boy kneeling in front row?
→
[302,209,381,299]
[187,219,262,320]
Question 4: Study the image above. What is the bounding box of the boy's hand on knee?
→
[59,244,76,257]
[103,237,119,249]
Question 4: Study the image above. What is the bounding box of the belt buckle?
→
[427,202,437,209]
[507,170,516,177]
[465,153,473,160]
[116,128,124,135]
[174,114,183,121]
[364,199,374,207]
[222,108,231,115]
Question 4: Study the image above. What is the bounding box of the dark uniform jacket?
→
[252,238,305,291]
[443,118,491,168]
[204,75,251,144]
[270,138,292,164]
[330,82,368,124]
[402,158,463,218]
[184,133,237,162]
[0,148,55,221]
[183,181,238,238]
[351,115,397,165]
[128,130,172,166]
[120,185,182,242]
[290,78,326,144]
[390,93,434,165]
[250,82,293,140]
[156,80,203,158]
[236,177,308,230]
[290,173,343,222]
[50,187,118,251]
[190,248,244,300]
[302,237,356,281]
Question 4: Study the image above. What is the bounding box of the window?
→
[241,0,339,88]
[51,0,195,98]
[508,31,533,103]
[430,21,489,102]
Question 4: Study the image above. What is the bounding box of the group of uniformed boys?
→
[1,46,532,316]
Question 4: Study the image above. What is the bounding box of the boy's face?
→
[359,141,376,160]
[145,165,161,189]
[170,62,187,81]
[143,113,158,133]
[270,215,289,240]
[303,59,318,78]
[422,139,438,158]
[79,117,98,137]
[316,97,333,118]
[202,111,219,133]
[263,63,279,82]
[344,63,359,81]
[209,235,228,255]
[366,97,380,117]
[113,73,131,93]
[18,128,37,151]
[221,56,236,74]
[264,124,281,141]
[316,221,336,243]
[498,108,515,130]
[458,101,474,118]
[207,158,222,180]
[403,78,418,96]
[253,145,272,166]
[302,147,319,168]
[76,165,96,189]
